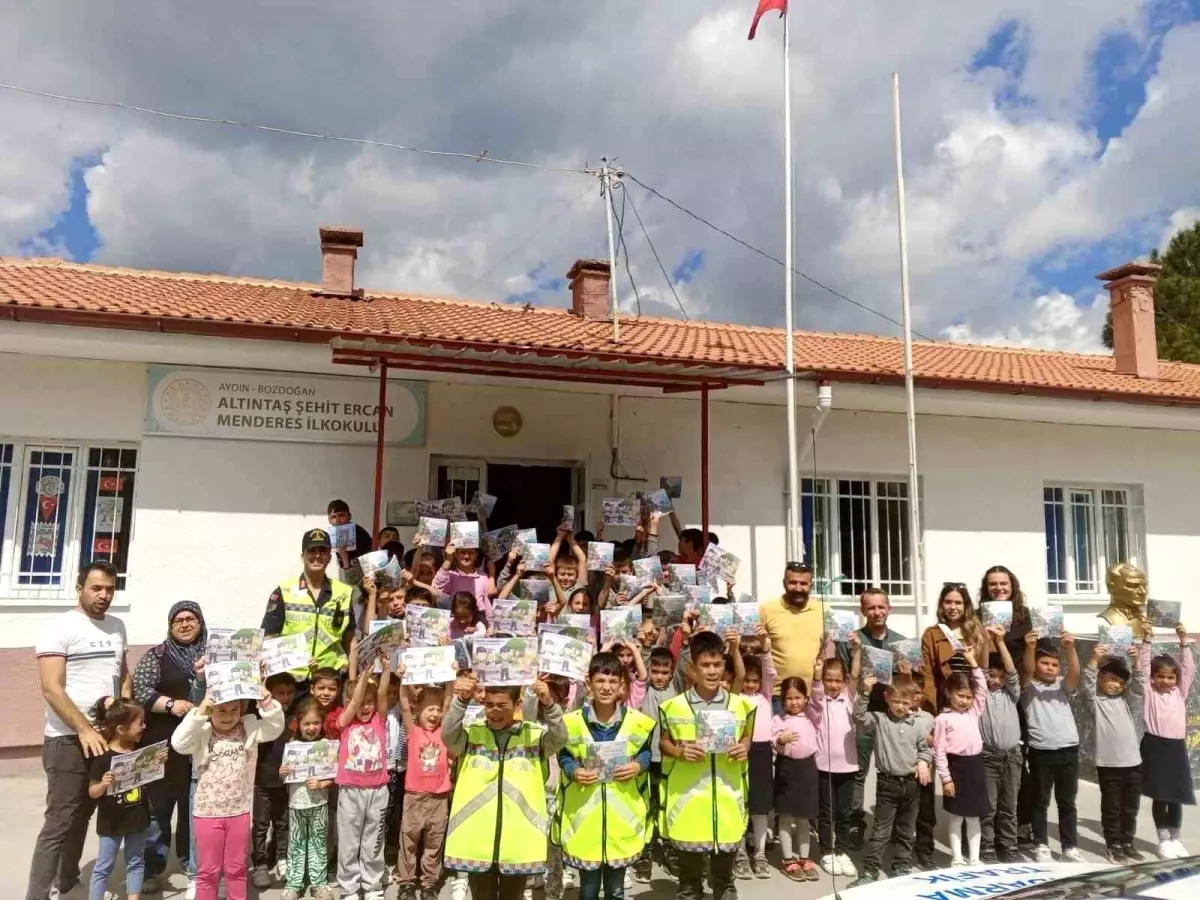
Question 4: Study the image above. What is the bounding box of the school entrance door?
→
[431,457,583,542]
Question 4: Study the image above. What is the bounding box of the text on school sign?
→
[144,365,425,446]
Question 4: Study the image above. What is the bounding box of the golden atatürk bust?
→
[1099,562,1149,639]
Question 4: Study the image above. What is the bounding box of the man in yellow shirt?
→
[759,563,823,713]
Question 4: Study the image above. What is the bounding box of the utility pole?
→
[599,157,622,343]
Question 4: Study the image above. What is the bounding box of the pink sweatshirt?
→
[1140,642,1196,740]
[772,709,819,760]
[432,568,494,620]
[811,681,858,773]
[742,653,777,743]
[933,669,987,784]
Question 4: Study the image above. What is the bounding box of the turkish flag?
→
[748,0,787,39]
[94,536,118,555]
[99,475,124,493]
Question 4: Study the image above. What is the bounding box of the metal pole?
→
[701,384,711,554]
[892,73,925,633]
[601,159,621,343]
[371,360,389,540]
[783,12,801,562]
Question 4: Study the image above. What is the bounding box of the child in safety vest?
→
[658,630,755,900]
[555,652,654,900]
[442,671,568,900]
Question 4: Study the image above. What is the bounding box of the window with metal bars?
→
[1043,483,1145,597]
[0,440,138,599]
[801,476,914,599]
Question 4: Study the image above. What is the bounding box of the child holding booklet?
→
[281,697,336,900]
[172,686,286,900]
[811,641,860,878]
[449,592,487,640]
[432,540,496,620]
[394,673,453,900]
[932,647,988,867]
[556,652,655,900]
[772,677,820,882]
[88,698,166,900]
[738,630,776,880]
[1138,622,1195,859]
[335,662,392,900]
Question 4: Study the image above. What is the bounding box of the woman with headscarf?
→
[133,601,207,892]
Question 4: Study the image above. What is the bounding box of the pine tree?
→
[1102,222,1200,363]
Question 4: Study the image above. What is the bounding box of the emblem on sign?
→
[160,379,211,426]
[35,475,65,497]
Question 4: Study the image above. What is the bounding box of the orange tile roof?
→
[3,255,1200,405]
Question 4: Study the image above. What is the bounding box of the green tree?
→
[1103,222,1200,363]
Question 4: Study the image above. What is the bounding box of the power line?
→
[624,172,934,340]
[611,188,643,317]
[0,81,590,176]
[625,187,689,321]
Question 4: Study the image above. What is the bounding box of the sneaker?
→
[752,855,771,879]
[314,887,336,900]
[523,887,533,900]
[364,891,385,900]
[1033,845,1053,863]
[633,857,653,884]
[185,880,197,900]
[848,872,878,889]
[1172,840,1190,859]
[143,877,163,895]
[624,869,634,892]
[282,891,301,900]
[1061,847,1085,863]
[950,856,966,868]
[276,861,289,882]
[1105,847,1128,864]
[733,850,753,880]
[820,854,838,875]
[836,854,857,878]
[104,892,121,900]
[781,859,804,882]
[252,867,273,890]
[890,864,914,877]
[563,868,578,890]
[980,851,999,865]
[1123,844,1145,862]
[449,875,469,900]
[915,855,936,872]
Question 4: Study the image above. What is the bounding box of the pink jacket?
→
[772,709,819,760]
[933,668,986,784]
[742,653,776,743]
[811,681,858,773]
[432,568,494,620]
[1140,642,1196,740]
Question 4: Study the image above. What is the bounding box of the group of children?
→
[82,506,1200,900]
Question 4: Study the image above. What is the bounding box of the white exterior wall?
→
[2,325,1200,652]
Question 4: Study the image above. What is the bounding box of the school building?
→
[0,227,1196,752]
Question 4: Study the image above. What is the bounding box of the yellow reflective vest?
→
[555,707,655,870]
[277,574,354,679]
[445,719,552,875]
[658,691,755,853]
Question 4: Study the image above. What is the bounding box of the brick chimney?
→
[318,226,364,297]
[1097,261,1163,379]
[567,258,611,319]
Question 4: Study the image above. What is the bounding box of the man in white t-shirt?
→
[26,560,130,900]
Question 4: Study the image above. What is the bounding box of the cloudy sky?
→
[2,0,1199,352]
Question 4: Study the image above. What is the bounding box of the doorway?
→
[486,463,573,542]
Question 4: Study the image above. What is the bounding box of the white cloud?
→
[0,0,1196,354]
[941,290,1108,353]
[1161,206,1200,249]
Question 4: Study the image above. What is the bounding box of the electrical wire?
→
[626,172,935,340]
[625,188,689,321]
[0,81,591,175]
[611,187,643,317]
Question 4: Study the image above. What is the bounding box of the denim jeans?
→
[26,736,98,900]
[89,831,147,900]
[578,865,625,900]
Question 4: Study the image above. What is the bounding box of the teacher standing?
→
[133,601,208,892]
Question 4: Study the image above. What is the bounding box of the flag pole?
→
[892,73,925,634]
[783,8,801,562]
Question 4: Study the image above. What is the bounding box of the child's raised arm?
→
[376,654,391,716]
[1020,629,1039,687]
[628,639,648,683]
[398,680,417,733]
[1062,632,1081,692]
[497,560,524,600]
[339,670,373,730]
[728,630,745,694]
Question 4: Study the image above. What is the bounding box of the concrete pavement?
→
[4,771,1196,900]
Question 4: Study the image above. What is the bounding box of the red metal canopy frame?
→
[329,337,783,545]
